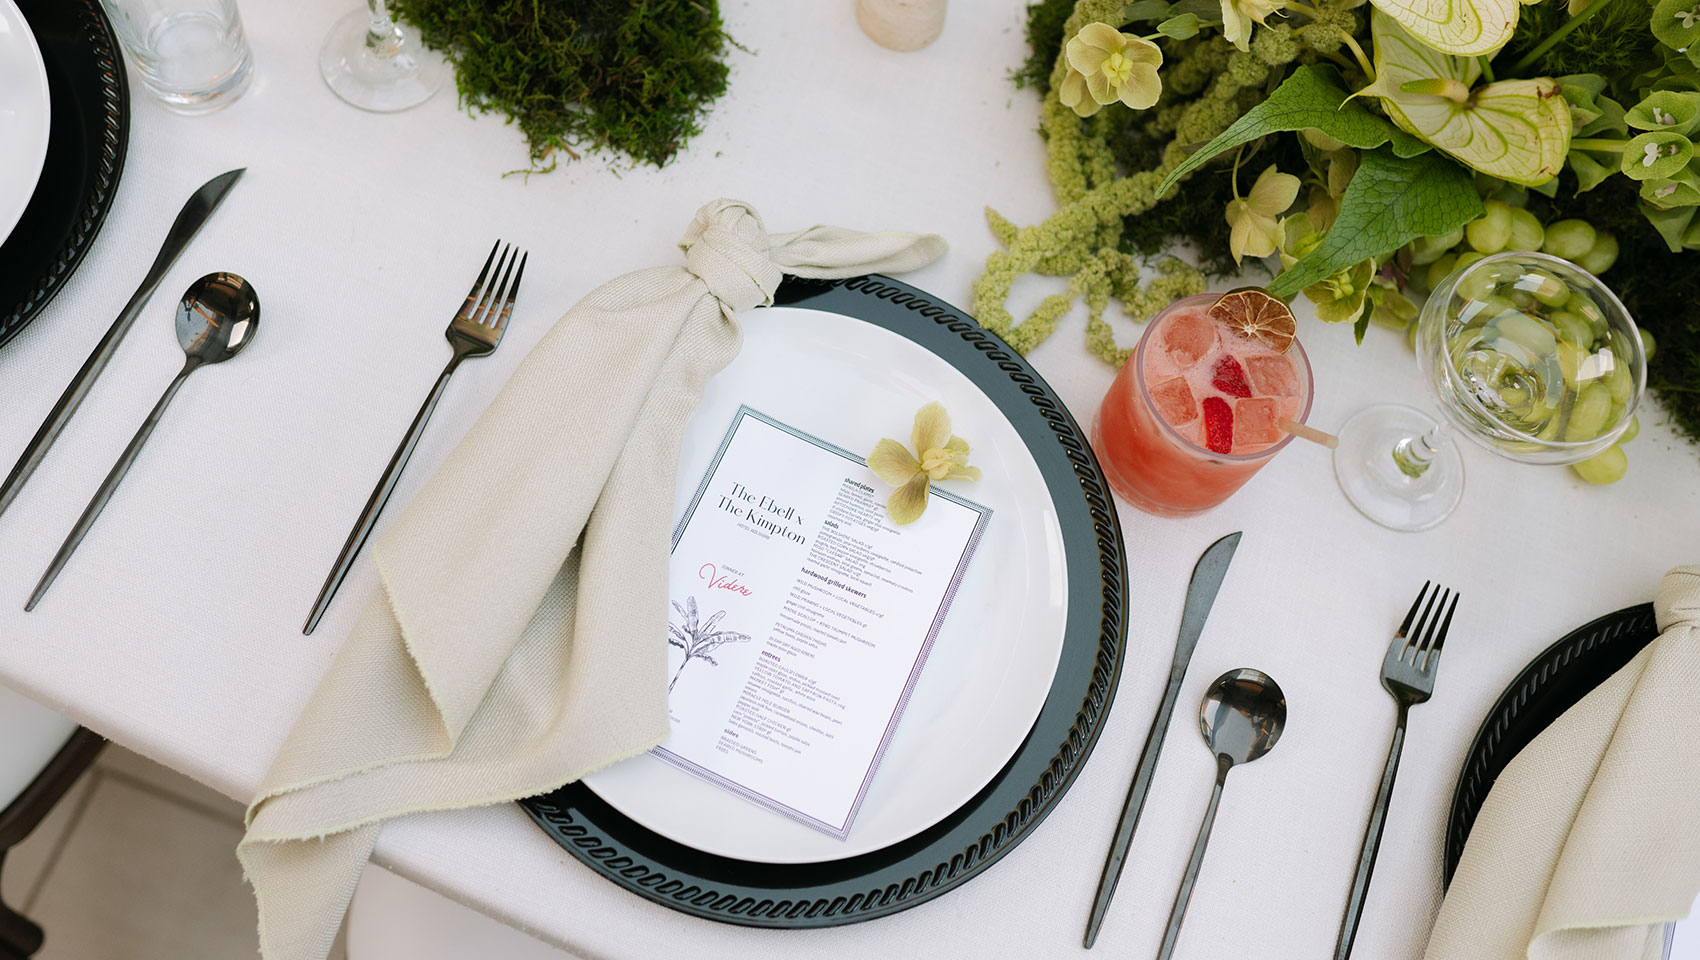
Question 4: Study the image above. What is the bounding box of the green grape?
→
[1564,381,1613,440]
[1466,200,1514,253]
[1570,445,1627,484]
[1620,414,1640,444]
[1523,271,1570,308]
[1411,229,1465,265]
[1641,328,1657,361]
[1549,309,1592,348]
[1541,219,1597,260]
[1488,309,1558,356]
[1426,253,1459,291]
[1603,353,1635,404]
[1577,232,1618,274]
[1507,207,1545,251]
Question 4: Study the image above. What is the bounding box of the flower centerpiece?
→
[976,0,1700,480]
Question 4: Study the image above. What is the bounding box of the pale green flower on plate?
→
[1061,22,1164,115]
[867,402,981,525]
[1226,164,1301,263]
[1220,0,1286,51]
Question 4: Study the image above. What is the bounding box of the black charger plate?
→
[1443,603,1660,885]
[0,0,128,350]
[520,275,1130,927]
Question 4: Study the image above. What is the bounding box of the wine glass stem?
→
[1391,422,1450,479]
[365,0,404,58]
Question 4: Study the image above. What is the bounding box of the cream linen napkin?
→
[1423,565,1700,960]
[238,199,947,960]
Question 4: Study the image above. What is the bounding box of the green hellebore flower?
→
[1303,258,1376,323]
[867,403,982,525]
[1226,164,1301,263]
[1060,22,1164,116]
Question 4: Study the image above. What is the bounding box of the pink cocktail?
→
[1091,293,1314,516]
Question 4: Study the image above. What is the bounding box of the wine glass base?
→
[319,8,446,113]
[1333,404,1464,532]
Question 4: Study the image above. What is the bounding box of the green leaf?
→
[1156,65,1429,197]
[1354,303,1373,343]
[1169,0,1222,18]
[1641,200,1697,251]
[1268,147,1483,299]
[1157,13,1201,37]
[1370,0,1517,55]
[1121,0,1174,19]
[1577,95,1628,139]
[1360,10,1571,186]
[1567,150,1616,192]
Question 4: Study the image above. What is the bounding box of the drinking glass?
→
[1333,252,1645,532]
[319,0,445,112]
[1092,294,1315,516]
[99,0,253,113]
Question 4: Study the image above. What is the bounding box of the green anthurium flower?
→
[1226,164,1301,263]
[1059,22,1164,116]
[1622,131,1695,180]
[1653,0,1700,54]
[1628,91,1700,137]
[1369,0,1516,55]
[866,403,980,525]
[1359,10,1571,186]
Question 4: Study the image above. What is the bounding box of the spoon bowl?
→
[176,271,260,365]
[1199,667,1286,766]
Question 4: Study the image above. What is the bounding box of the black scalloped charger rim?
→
[1443,602,1659,886]
[518,274,1131,928]
[0,0,129,350]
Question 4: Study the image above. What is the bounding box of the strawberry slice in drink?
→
[1212,354,1252,398]
[1201,396,1234,454]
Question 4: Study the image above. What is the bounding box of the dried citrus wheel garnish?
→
[1208,287,1297,353]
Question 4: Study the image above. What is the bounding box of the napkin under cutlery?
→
[237,200,947,960]
[1424,565,1700,960]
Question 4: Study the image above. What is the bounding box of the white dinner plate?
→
[581,305,1070,864]
[0,0,50,245]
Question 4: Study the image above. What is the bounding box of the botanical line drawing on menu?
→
[667,595,751,692]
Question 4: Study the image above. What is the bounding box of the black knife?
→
[0,168,245,520]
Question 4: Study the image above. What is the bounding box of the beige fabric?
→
[236,199,947,960]
[1423,565,1700,960]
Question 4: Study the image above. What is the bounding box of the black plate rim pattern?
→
[519,274,1130,927]
[0,0,129,348]
[1443,602,1660,886]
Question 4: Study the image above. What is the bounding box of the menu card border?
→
[656,405,991,838]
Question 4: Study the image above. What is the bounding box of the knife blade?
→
[0,168,245,521]
[1083,530,1242,949]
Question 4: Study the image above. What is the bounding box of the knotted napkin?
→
[1423,565,1700,960]
[237,200,947,960]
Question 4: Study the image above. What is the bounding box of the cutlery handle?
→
[1157,757,1231,960]
[303,356,462,635]
[27,360,199,611]
[1334,704,1410,960]
[1084,663,1188,948]
[0,287,156,522]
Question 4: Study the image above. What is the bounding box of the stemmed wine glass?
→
[319,0,445,112]
[1333,252,1646,532]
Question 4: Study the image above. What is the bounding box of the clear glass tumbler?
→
[99,0,253,113]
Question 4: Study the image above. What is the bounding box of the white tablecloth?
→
[2,2,1697,957]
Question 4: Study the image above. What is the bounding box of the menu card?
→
[657,407,990,838]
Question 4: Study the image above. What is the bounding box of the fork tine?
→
[481,249,518,329]
[1423,592,1460,669]
[1416,588,1451,655]
[457,240,501,321]
[492,252,526,334]
[1397,582,1430,639]
[472,245,513,324]
[1405,586,1442,660]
